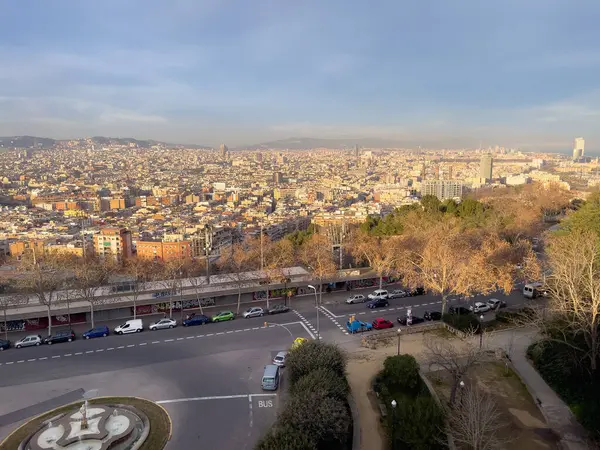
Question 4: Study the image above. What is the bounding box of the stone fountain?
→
[21,401,148,450]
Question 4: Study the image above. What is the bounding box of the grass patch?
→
[0,397,171,450]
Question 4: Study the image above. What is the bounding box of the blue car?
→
[183,314,211,327]
[83,325,109,339]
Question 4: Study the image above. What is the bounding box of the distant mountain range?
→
[0,136,212,150]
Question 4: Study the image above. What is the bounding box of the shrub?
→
[496,307,535,324]
[388,396,446,450]
[286,341,346,386]
[381,355,421,395]
[442,313,481,333]
[290,368,350,401]
[277,392,351,450]
[255,423,317,450]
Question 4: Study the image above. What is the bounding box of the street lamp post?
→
[391,399,398,450]
[479,315,484,349]
[308,284,320,340]
[459,380,465,405]
[397,328,401,355]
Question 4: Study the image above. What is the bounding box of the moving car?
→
[243,307,265,318]
[267,304,290,315]
[212,311,235,322]
[470,302,491,314]
[346,319,373,334]
[0,338,10,351]
[272,351,288,367]
[368,289,389,300]
[149,318,177,330]
[114,319,143,335]
[183,314,210,326]
[486,298,507,310]
[388,289,408,299]
[43,330,76,345]
[424,311,442,321]
[291,337,307,349]
[449,306,472,315]
[83,326,109,339]
[397,316,425,326]
[367,298,389,309]
[15,335,42,348]
[372,318,394,329]
[345,294,366,304]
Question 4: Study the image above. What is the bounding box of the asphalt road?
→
[0,283,533,448]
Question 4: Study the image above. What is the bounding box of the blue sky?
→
[0,0,599,150]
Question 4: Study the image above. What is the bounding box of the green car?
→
[212,311,235,322]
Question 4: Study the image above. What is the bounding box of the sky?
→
[0,0,599,151]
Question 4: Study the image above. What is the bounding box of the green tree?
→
[442,199,459,215]
[389,396,445,450]
[381,354,421,395]
[286,341,346,385]
[420,194,441,214]
[457,198,484,218]
[562,192,600,238]
[255,424,317,450]
[290,368,350,401]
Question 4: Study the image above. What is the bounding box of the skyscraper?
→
[573,137,585,160]
[219,144,228,158]
[354,145,360,158]
[480,153,493,181]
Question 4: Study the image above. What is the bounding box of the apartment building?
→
[93,228,132,262]
[136,240,192,262]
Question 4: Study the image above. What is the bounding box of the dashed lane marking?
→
[164,339,174,342]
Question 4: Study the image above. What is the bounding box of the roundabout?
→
[0,398,171,450]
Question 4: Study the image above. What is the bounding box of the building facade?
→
[480,153,493,180]
[93,228,132,262]
[421,180,464,200]
[573,137,585,160]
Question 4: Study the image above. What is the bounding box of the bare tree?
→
[299,234,337,304]
[424,333,485,405]
[446,384,509,450]
[217,238,259,315]
[72,257,113,328]
[0,283,27,340]
[156,258,187,319]
[56,277,77,329]
[350,231,400,289]
[187,259,209,315]
[263,238,296,309]
[16,251,64,335]
[124,258,154,319]
[537,229,600,372]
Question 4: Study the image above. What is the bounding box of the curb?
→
[347,392,361,450]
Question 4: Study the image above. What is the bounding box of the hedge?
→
[442,312,481,333]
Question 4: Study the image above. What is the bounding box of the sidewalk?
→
[485,329,590,450]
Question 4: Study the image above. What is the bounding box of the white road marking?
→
[152,341,160,344]
[206,333,214,337]
[107,348,114,351]
[17,360,24,363]
[85,351,94,354]
[66,353,74,356]
[216,332,224,335]
[27,358,36,362]
[243,329,250,332]
[226,331,233,334]
[248,395,253,429]
[186,336,194,339]
[164,339,174,342]
[95,349,104,352]
[127,344,135,348]
[117,346,125,349]
[176,338,184,341]
[157,393,277,404]
[252,327,259,330]
[51,355,60,359]
[196,335,204,338]
[235,330,242,332]
[39,357,47,360]
[6,361,13,364]
[298,321,316,340]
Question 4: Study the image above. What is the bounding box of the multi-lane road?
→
[0,284,531,449]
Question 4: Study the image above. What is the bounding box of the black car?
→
[183,314,211,326]
[268,304,290,315]
[397,316,425,326]
[449,306,472,315]
[367,298,389,309]
[0,338,10,351]
[411,287,425,296]
[44,330,76,345]
[424,311,442,321]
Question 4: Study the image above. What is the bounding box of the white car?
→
[345,294,366,304]
[15,334,42,349]
[149,318,177,331]
[389,289,408,299]
[243,307,265,318]
[273,351,288,367]
[470,302,491,314]
[368,289,389,300]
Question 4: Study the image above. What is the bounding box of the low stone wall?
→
[360,322,443,349]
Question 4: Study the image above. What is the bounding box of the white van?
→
[368,289,389,300]
[115,319,143,335]
[523,282,544,299]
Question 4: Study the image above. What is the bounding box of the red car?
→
[372,318,394,329]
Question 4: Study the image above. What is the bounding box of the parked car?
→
[410,287,425,296]
[43,330,76,345]
[470,302,491,314]
[346,319,373,334]
[0,338,10,351]
[372,318,394,329]
[272,351,288,367]
[486,298,507,310]
[243,307,265,318]
[183,314,211,326]
[388,289,408,299]
[368,289,389,300]
[15,335,42,349]
[449,306,472,315]
[83,326,109,339]
[267,304,290,315]
[149,318,177,330]
[212,311,235,322]
[345,294,366,304]
[424,311,442,321]
[397,316,425,326]
[114,319,143,335]
[367,298,389,309]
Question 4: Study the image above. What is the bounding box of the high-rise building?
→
[256,152,263,163]
[421,180,463,200]
[573,137,585,160]
[480,153,493,180]
[354,145,360,158]
[273,172,282,185]
[219,144,228,158]
[93,228,132,262]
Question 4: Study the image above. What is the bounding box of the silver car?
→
[345,294,366,304]
[15,334,42,349]
[149,318,177,330]
[273,351,288,367]
[243,307,265,318]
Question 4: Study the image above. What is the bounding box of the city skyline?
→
[0,1,599,150]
